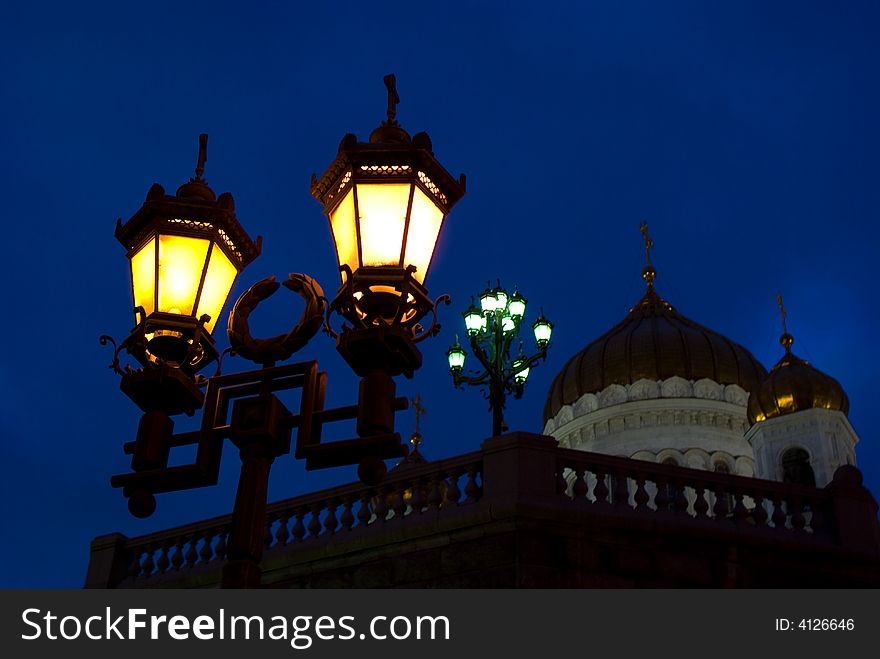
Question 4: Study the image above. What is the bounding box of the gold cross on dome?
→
[776,291,788,335]
[639,222,653,267]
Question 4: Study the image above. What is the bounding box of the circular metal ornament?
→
[227,274,326,365]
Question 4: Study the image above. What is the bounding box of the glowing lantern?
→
[311,76,465,331]
[115,135,261,373]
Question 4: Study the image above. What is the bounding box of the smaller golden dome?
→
[747,334,849,425]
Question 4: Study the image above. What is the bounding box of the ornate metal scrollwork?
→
[227,273,327,365]
[99,334,126,376]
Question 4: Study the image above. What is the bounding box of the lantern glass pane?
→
[534,320,553,344]
[502,315,515,333]
[196,244,238,333]
[329,189,358,281]
[356,183,410,267]
[404,187,444,284]
[130,237,156,318]
[495,290,509,310]
[508,297,526,318]
[157,234,210,316]
[464,311,483,334]
[480,292,497,313]
[448,348,466,370]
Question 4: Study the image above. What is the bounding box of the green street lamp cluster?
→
[447,282,553,436]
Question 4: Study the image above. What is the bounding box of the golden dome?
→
[544,285,768,422]
[747,334,849,425]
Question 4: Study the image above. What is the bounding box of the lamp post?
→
[447,282,553,437]
[101,76,465,588]
[311,73,465,481]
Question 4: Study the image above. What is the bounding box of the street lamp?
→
[447,282,553,436]
[101,75,466,588]
[311,74,466,342]
[111,134,262,414]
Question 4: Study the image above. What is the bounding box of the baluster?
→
[357,493,372,527]
[265,512,277,549]
[156,543,170,574]
[790,496,805,531]
[276,511,291,545]
[142,545,155,578]
[411,478,426,512]
[633,476,650,511]
[556,463,568,495]
[446,470,462,505]
[184,535,198,567]
[324,502,339,534]
[465,465,481,502]
[693,485,709,517]
[771,497,787,528]
[340,498,355,530]
[427,476,442,509]
[391,485,407,518]
[751,494,768,527]
[129,549,144,579]
[713,486,730,519]
[732,492,748,524]
[199,531,214,563]
[214,529,227,561]
[654,476,670,511]
[292,509,306,542]
[375,488,389,521]
[171,538,184,571]
[307,504,322,538]
[593,470,609,504]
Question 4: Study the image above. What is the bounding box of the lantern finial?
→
[195,133,208,180]
[384,74,400,126]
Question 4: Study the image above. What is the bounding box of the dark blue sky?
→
[1,1,877,586]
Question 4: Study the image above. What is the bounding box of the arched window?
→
[781,448,816,487]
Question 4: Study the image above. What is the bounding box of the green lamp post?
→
[447,282,553,436]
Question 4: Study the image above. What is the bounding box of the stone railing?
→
[92,451,484,587]
[555,447,832,535]
[86,433,880,588]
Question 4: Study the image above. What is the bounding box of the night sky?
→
[1,2,877,587]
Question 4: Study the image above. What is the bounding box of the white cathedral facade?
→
[542,243,858,490]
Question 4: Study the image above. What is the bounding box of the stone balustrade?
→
[86,433,880,588]
[106,451,484,585]
[556,447,832,536]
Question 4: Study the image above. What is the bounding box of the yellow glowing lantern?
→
[311,76,465,331]
[116,135,261,372]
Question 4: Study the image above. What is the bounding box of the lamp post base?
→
[221,559,262,589]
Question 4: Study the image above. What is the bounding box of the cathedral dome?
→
[544,285,768,422]
[747,333,849,425]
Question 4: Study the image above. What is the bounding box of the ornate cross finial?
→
[384,74,400,125]
[776,291,788,334]
[195,133,208,180]
[639,222,656,287]
[776,291,794,352]
[411,394,425,435]
[640,222,653,265]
